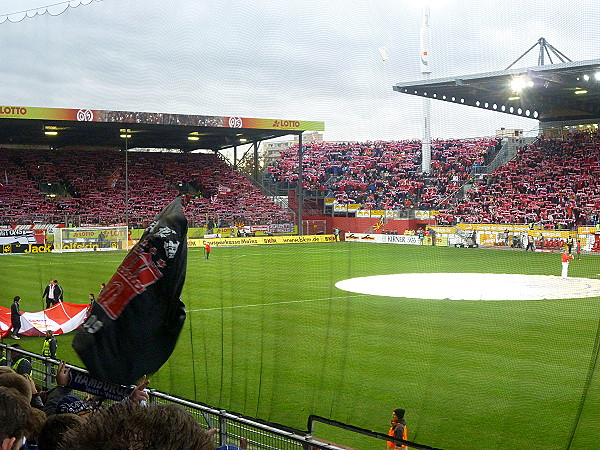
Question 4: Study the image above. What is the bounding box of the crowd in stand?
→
[1,130,599,230]
[266,131,600,228]
[436,131,600,227]
[0,149,291,227]
[267,138,498,211]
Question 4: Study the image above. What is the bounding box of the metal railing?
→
[308,416,442,450]
[0,343,350,450]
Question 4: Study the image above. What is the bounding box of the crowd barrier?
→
[0,343,365,449]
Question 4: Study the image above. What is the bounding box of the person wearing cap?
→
[387,408,407,450]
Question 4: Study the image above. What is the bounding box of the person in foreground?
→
[58,401,216,450]
[387,408,407,450]
[0,385,34,450]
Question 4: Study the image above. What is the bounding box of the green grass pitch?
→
[1,243,600,449]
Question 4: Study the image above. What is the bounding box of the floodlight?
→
[120,134,132,138]
[575,90,588,95]
[510,77,529,92]
[44,131,58,136]
[187,136,200,141]
[595,72,600,81]
[583,74,590,81]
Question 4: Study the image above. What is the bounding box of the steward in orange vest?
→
[387,408,407,450]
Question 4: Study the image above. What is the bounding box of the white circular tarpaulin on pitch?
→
[335,273,600,301]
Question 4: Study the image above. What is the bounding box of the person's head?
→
[22,407,46,448]
[59,401,216,450]
[38,414,85,450]
[0,372,32,401]
[88,293,95,301]
[0,386,31,450]
[100,283,106,289]
[53,280,58,285]
[9,345,23,361]
[392,408,405,422]
[45,331,54,339]
[13,296,20,303]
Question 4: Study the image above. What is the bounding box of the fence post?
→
[44,359,54,390]
[218,411,228,446]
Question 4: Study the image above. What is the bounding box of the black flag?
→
[73,197,188,386]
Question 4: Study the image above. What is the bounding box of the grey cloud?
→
[0,0,597,141]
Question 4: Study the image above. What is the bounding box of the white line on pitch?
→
[187,294,370,312]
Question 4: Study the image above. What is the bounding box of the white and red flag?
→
[0,302,90,338]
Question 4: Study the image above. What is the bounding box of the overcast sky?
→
[1,0,599,142]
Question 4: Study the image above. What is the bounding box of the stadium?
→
[1,1,600,450]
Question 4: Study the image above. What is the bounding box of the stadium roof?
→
[0,105,324,151]
[393,58,600,124]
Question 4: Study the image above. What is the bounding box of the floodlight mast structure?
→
[505,37,571,70]
[420,4,432,174]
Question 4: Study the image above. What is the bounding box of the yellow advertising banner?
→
[424,236,448,246]
[479,233,498,246]
[213,227,237,234]
[229,117,324,131]
[429,226,455,233]
[189,235,335,247]
[578,227,598,234]
[0,105,325,131]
